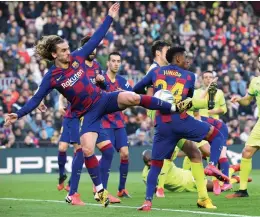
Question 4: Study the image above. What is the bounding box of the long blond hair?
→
[35,35,64,61]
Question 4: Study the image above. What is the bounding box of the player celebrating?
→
[4,4,189,207]
[226,61,260,198]
[134,47,229,210]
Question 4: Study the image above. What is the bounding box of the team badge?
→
[72,61,79,69]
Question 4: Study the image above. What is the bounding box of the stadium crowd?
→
[0,1,259,148]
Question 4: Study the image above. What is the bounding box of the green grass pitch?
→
[1,171,260,217]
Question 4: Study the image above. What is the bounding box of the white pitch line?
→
[0,197,259,217]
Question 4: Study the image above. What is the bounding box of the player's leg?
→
[175,114,228,181]
[64,118,85,205]
[115,128,131,198]
[201,117,231,189]
[96,131,114,190]
[226,145,258,198]
[116,91,176,113]
[181,140,216,209]
[80,108,110,207]
[66,143,85,206]
[57,118,70,191]
[138,122,177,211]
[96,130,120,204]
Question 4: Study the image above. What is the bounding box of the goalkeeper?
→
[142,149,247,194]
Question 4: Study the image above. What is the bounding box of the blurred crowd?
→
[0,1,259,148]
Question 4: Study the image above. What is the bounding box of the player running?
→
[4,4,189,207]
[134,47,229,210]
[226,56,260,198]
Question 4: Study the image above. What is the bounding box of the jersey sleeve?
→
[133,69,154,94]
[248,77,256,96]
[120,77,133,91]
[71,15,113,58]
[187,73,196,98]
[16,73,53,119]
[96,64,107,90]
[218,90,227,114]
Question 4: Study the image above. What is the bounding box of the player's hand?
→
[230,95,241,104]
[59,107,66,116]
[4,113,18,127]
[37,102,47,113]
[96,74,105,83]
[108,2,120,19]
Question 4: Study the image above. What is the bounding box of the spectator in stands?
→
[230,73,247,96]
[1,1,259,147]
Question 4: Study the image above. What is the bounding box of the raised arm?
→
[72,3,120,58]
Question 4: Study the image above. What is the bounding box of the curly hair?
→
[166,46,186,63]
[35,35,65,61]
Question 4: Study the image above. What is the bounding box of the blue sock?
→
[219,158,230,184]
[119,159,129,191]
[99,143,114,189]
[69,149,84,196]
[146,160,163,201]
[68,153,76,186]
[207,128,223,165]
[58,151,67,177]
[84,155,103,191]
[139,95,172,113]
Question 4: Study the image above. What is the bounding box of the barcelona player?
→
[134,47,229,210]
[4,3,186,207]
[97,52,132,198]
[227,56,260,198]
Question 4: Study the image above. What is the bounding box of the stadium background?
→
[0,1,260,163]
[1,2,260,217]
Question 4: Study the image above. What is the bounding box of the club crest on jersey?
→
[72,61,79,69]
[61,69,83,88]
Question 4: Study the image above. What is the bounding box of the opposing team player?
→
[4,4,190,207]
[134,47,229,210]
[226,58,260,198]
[142,149,247,193]
[184,69,231,195]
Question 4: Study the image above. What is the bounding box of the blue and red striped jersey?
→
[101,74,132,128]
[64,60,105,118]
[133,64,195,124]
[15,15,113,119]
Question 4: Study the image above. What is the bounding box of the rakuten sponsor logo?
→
[61,69,83,88]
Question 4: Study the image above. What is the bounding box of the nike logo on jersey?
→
[61,69,83,88]
[56,75,63,81]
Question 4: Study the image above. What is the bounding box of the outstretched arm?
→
[72,3,120,58]
[5,74,53,126]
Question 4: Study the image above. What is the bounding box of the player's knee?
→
[127,93,140,105]
[242,147,254,159]
[58,142,68,152]
[82,145,95,157]
[188,148,202,162]
[120,148,129,160]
